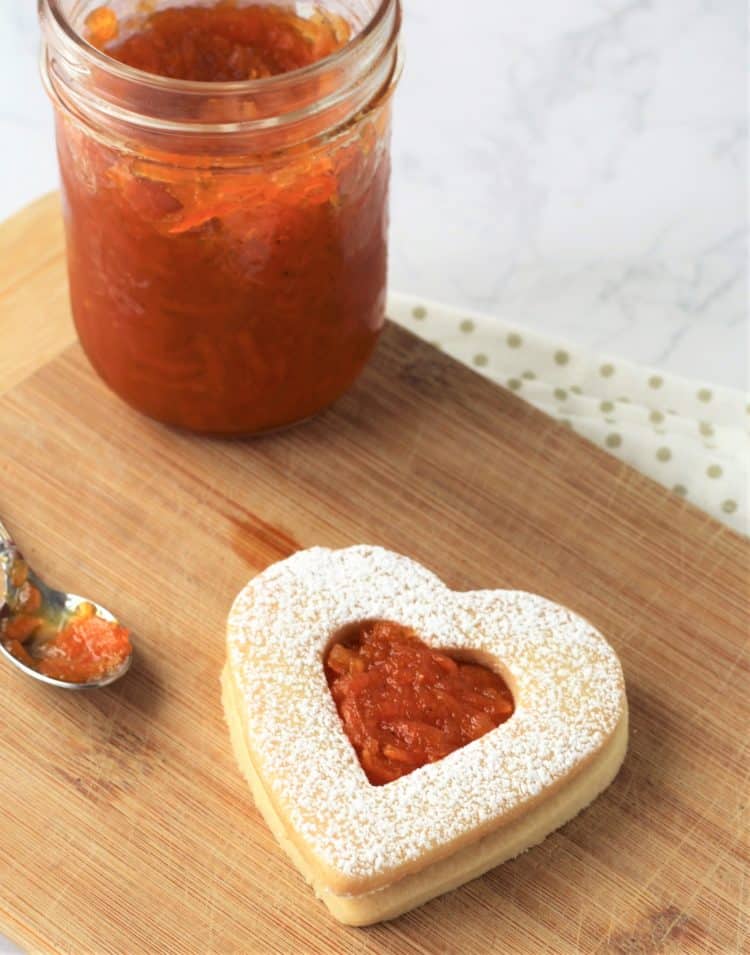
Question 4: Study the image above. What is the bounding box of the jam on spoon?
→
[0,518,132,688]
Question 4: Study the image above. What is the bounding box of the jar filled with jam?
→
[39,0,401,433]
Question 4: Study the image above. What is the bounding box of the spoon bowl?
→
[0,518,133,690]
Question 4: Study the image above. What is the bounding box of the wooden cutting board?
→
[1,195,747,955]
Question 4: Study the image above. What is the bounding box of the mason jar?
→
[39,0,401,433]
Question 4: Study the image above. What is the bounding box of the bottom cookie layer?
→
[221,664,628,926]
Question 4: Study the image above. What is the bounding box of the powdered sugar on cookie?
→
[226,546,626,889]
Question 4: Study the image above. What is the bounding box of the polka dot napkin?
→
[389,293,748,537]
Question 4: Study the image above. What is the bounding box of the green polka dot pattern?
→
[393,295,747,535]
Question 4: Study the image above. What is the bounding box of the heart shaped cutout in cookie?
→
[223,546,627,926]
[324,618,516,785]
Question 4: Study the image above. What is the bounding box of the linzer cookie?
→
[222,546,627,925]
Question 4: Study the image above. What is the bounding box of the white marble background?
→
[0,2,746,951]
[1,0,748,390]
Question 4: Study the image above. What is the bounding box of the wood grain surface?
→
[0,195,748,955]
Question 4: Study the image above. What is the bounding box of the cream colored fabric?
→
[389,293,748,536]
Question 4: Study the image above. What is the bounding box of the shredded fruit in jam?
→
[2,557,131,683]
[86,2,351,80]
[64,2,390,434]
[325,620,515,785]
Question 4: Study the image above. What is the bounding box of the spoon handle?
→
[0,517,15,550]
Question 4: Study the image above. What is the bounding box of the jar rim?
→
[42,0,395,95]
[41,0,401,145]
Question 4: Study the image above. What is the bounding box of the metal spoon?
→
[0,517,133,689]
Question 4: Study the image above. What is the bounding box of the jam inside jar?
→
[40,0,401,433]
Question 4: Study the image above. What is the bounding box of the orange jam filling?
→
[86,2,351,80]
[2,559,131,683]
[325,620,515,785]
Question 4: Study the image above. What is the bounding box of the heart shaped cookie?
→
[222,546,627,925]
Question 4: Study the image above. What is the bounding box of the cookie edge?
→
[221,663,628,925]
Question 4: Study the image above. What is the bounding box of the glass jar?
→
[39,0,401,434]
